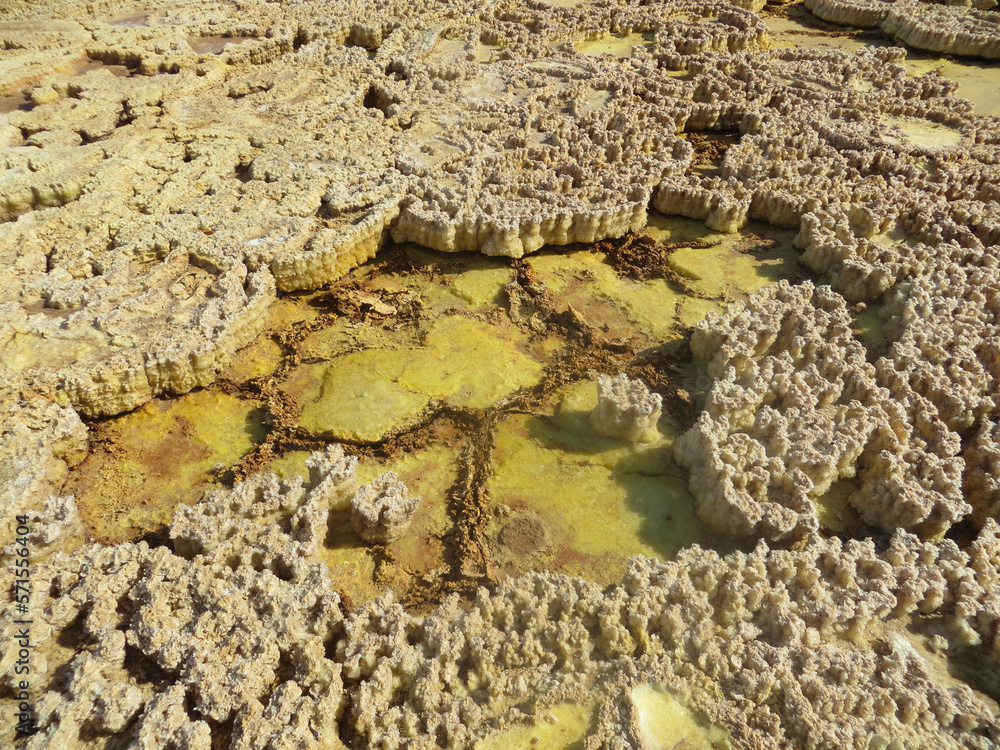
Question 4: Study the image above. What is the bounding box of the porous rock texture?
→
[1,0,997,418]
[590,372,663,443]
[350,471,420,545]
[0,375,87,548]
[805,0,1000,59]
[1,0,1000,748]
[676,281,972,541]
[1,449,999,749]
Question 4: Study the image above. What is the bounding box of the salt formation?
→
[590,372,663,443]
[677,281,974,541]
[805,0,1000,59]
[0,453,997,749]
[0,0,999,747]
[965,419,1000,525]
[0,377,87,546]
[0,0,995,419]
[350,472,421,544]
[0,448,353,749]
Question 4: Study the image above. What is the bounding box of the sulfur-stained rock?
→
[0,377,87,548]
[1,2,1000,749]
[0,0,996,424]
[964,418,1000,525]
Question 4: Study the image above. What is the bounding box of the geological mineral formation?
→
[350,472,421,545]
[805,0,1000,59]
[0,0,999,748]
[0,0,996,420]
[590,372,663,443]
[2,453,999,749]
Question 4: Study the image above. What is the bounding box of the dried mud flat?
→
[1,0,999,748]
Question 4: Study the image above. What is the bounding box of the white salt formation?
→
[677,281,973,541]
[350,471,421,544]
[0,0,995,419]
[806,0,1000,58]
[591,373,663,443]
[0,454,997,749]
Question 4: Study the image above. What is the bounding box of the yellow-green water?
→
[268,442,459,605]
[667,237,800,299]
[287,350,431,442]
[529,249,686,340]
[488,381,729,584]
[63,220,798,587]
[575,32,654,58]
[287,314,553,442]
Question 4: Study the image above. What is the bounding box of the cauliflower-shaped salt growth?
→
[11,449,349,749]
[8,462,1000,750]
[804,0,894,27]
[794,205,995,306]
[0,379,88,548]
[590,372,663,443]
[330,530,1000,750]
[0,493,79,561]
[22,630,146,750]
[805,0,1000,57]
[131,685,212,750]
[678,282,871,538]
[171,444,357,566]
[679,281,970,540]
[350,471,420,544]
[885,264,1000,432]
[129,554,345,724]
[963,418,1000,525]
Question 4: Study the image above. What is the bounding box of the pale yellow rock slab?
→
[289,350,430,442]
[631,684,730,750]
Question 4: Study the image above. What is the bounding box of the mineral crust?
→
[806,0,1000,59]
[6,0,998,418]
[0,1,999,748]
[677,281,975,541]
[590,372,663,443]
[0,452,997,749]
[350,471,421,545]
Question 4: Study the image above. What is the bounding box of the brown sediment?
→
[498,515,549,556]
[443,409,500,587]
[684,130,740,175]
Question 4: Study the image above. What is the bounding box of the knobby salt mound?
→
[0,447,998,749]
[806,0,1000,59]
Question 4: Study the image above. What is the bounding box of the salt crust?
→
[0,449,997,748]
